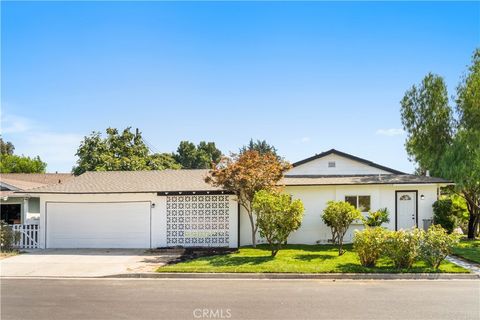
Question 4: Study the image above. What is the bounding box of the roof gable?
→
[288,149,404,176]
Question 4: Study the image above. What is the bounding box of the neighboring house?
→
[0,173,73,225]
[26,149,450,249]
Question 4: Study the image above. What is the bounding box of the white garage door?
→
[46,202,151,248]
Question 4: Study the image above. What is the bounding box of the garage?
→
[46,202,151,249]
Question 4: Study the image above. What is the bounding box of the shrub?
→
[384,228,423,269]
[0,221,21,252]
[421,224,461,269]
[353,227,387,267]
[363,208,390,227]
[322,201,362,255]
[433,196,469,234]
[253,190,304,257]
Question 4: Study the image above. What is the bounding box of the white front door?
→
[397,191,417,230]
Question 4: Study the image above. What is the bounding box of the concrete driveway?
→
[0,249,181,278]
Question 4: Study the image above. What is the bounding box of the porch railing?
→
[10,224,40,249]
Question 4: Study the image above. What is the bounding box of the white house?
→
[24,149,450,249]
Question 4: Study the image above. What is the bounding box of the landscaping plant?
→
[363,208,390,227]
[253,190,304,257]
[0,221,21,252]
[322,201,362,255]
[433,196,469,234]
[421,224,461,269]
[353,227,387,267]
[384,228,423,269]
[206,150,291,247]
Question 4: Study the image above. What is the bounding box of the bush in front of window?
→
[0,221,21,252]
[384,228,423,269]
[322,201,362,256]
[363,208,390,227]
[353,227,387,267]
[420,224,461,269]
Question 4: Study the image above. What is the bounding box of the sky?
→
[1,1,479,173]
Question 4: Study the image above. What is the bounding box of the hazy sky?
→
[2,1,479,173]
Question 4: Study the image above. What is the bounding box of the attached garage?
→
[46,202,151,248]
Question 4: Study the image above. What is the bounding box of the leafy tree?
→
[73,127,180,175]
[433,196,469,233]
[252,190,304,256]
[240,139,279,158]
[400,49,480,238]
[0,154,47,173]
[174,141,222,169]
[322,201,362,255]
[0,221,21,252]
[363,208,390,227]
[400,73,453,176]
[0,138,14,155]
[206,150,291,247]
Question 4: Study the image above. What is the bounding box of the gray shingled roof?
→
[281,174,451,186]
[26,170,222,194]
[24,170,451,195]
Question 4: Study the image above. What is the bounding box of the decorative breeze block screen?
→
[166,195,230,247]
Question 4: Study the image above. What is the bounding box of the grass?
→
[158,244,467,273]
[453,239,480,264]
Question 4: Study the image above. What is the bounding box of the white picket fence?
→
[11,224,40,249]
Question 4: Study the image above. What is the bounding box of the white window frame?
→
[344,195,371,213]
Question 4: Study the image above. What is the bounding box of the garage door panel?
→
[46,202,151,248]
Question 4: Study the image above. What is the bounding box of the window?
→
[328,161,336,168]
[344,195,371,212]
[400,195,411,201]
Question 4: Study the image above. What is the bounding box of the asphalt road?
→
[1,279,479,320]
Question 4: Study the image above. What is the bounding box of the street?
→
[1,279,479,320]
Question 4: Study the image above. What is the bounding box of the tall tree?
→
[0,155,47,173]
[174,141,222,169]
[0,138,47,173]
[73,127,180,175]
[240,139,279,159]
[400,73,454,176]
[206,150,291,247]
[0,138,15,155]
[400,49,480,238]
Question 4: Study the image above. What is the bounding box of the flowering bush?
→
[384,228,423,269]
[353,227,387,267]
[421,224,461,269]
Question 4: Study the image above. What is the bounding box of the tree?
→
[400,73,453,176]
[400,48,480,238]
[0,138,14,155]
[73,127,180,175]
[206,150,291,247]
[240,139,279,158]
[252,190,304,256]
[0,154,47,173]
[322,201,362,255]
[174,141,222,169]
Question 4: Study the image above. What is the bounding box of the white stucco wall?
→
[240,184,439,246]
[37,193,238,249]
[287,154,393,176]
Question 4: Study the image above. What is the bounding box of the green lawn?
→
[158,244,467,273]
[453,239,480,264]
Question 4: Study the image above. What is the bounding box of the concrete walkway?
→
[0,249,181,278]
[447,255,480,275]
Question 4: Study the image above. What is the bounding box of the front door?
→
[396,191,417,230]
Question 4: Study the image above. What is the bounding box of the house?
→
[24,149,450,249]
[0,173,73,225]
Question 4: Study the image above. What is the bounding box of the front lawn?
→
[158,244,467,273]
[453,239,480,264]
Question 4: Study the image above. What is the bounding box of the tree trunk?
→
[247,212,257,248]
[467,213,477,239]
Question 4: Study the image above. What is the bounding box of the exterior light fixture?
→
[151,203,156,209]
[420,195,425,200]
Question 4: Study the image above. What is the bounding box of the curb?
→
[104,272,480,280]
